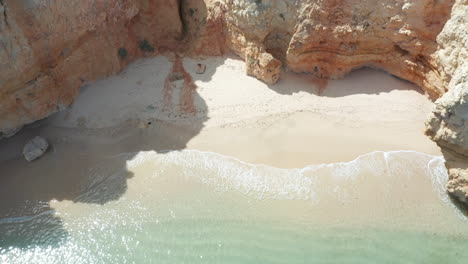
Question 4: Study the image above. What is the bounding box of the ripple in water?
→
[1,150,467,263]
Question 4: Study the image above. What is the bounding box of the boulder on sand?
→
[23,136,49,162]
[196,63,206,74]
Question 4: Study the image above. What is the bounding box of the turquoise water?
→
[1,151,467,263]
[4,219,466,263]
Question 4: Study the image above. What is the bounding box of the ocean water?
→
[1,150,467,263]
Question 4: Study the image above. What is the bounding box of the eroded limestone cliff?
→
[0,0,183,138]
[0,0,467,205]
[426,84,468,205]
[425,0,468,205]
[424,1,468,206]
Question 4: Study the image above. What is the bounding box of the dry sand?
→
[0,55,440,167]
[44,55,440,166]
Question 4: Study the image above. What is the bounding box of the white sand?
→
[45,55,440,167]
[52,56,433,128]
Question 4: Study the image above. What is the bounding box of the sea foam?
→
[125,150,463,215]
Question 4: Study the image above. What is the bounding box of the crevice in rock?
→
[393,45,410,57]
[264,30,292,62]
[0,0,9,28]
[24,73,43,87]
[177,0,188,41]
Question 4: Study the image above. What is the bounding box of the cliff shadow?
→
[0,55,226,249]
[449,196,468,218]
[442,149,468,217]
[267,67,425,97]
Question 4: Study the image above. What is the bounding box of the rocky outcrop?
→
[426,85,468,205]
[0,0,183,138]
[0,0,467,203]
[426,1,468,205]
[223,0,455,99]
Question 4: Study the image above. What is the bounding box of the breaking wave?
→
[125,149,465,219]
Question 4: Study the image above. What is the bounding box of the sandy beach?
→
[0,54,442,216]
[0,55,442,211]
[1,55,440,166]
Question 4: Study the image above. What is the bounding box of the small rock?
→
[196,63,206,74]
[138,120,153,129]
[23,136,49,162]
[138,121,148,129]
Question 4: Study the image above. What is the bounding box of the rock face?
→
[0,0,182,138]
[223,0,456,98]
[425,1,468,206]
[23,136,49,162]
[426,85,468,204]
[0,1,467,203]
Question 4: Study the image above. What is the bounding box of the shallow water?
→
[1,150,467,263]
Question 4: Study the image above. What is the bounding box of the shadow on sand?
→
[267,67,425,97]
[0,55,227,249]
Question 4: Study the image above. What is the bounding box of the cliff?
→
[0,0,467,205]
[425,0,468,205]
[424,1,468,206]
[0,0,183,137]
